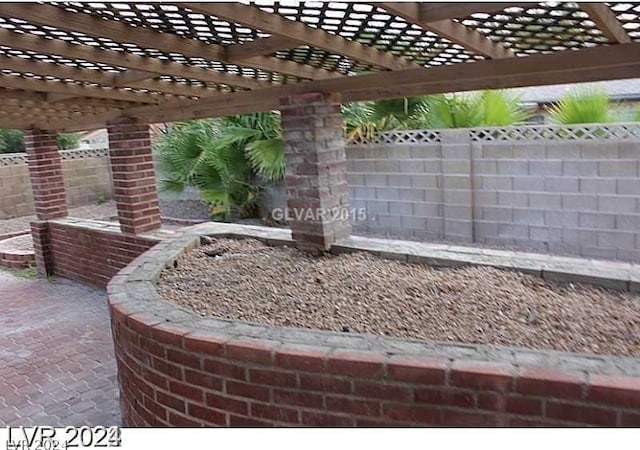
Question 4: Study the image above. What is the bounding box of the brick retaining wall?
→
[107,223,640,427]
[44,218,170,287]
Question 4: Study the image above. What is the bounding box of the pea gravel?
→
[158,238,640,358]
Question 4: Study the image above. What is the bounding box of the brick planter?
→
[108,223,640,427]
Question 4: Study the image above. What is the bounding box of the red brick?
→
[588,374,640,408]
[151,357,183,380]
[156,391,186,413]
[546,401,617,426]
[168,412,201,427]
[450,361,514,392]
[477,393,542,416]
[205,392,248,416]
[169,381,204,402]
[326,396,381,417]
[273,388,324,408]
[517,366,585,400]
[249,368,298,387]
[353,381,413,401]
[184,333,227,355]
[327,350,386,378]
[150,324,189,348]
[275,345,329,372]
[382,404,440,425]
[301,411,354,427]
[621,412,640,426]
[184,369,223,391]
[415,387,475,408]
[226,339,276,365]
[387,355,448,384]
[203,359,247,380]
[187,403,226,425]
[226,380,271,402]
[299,373,352,394]
[442,410,503,426]
[229,415,273,427]
[167,349,202,370]
[250,403,299,424]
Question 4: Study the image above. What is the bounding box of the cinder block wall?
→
[0,149,114,219]
[346,126,640,261]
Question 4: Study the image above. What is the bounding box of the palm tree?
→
[154,113,284,221]
[548,88,615,124]
[410,90,529,128]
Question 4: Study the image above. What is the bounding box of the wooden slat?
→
[418,3,529,22]
[580,3,631,44]
[0,4,269,89]
[240,56,343,80]
[380,2,515,59]
[225,36,300,61]
[184,2,422,70]
[124,43,640,123]
[0,2,337,81]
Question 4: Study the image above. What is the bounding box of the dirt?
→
[157,238,640,358]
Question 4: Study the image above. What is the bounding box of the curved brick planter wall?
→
[108,223,640,427]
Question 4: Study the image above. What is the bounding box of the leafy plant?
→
[409,90,528,128]
[0,129,81,153]
[154,113,284,221]
[0,129,25,153]
[342,102,382,141]
[57,132,80,150]
[548,88,615,124]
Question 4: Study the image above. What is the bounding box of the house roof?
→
[510,78,640,104]
[0,2,638,131]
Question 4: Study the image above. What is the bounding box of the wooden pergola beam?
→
[0,5,269,90]
[123,42,640,124]
[580,3,631,44]
[0,2,337,82]
[0,75,166,104]
[184,2,422,70]
[379,2,515,59]
[0,54,222,98]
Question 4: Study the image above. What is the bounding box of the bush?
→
[548,88,615,124]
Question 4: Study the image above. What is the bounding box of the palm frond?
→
[245,138,285,181]
[548,88,614,124]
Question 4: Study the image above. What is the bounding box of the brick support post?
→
[24,129,68,220]
[107,117,161,235]
[280,92,351,252]
[24,128,68,275]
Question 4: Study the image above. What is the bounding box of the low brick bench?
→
[107,223,640,427]
[0,233,35,269]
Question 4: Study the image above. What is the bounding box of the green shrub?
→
[548,88,615,124]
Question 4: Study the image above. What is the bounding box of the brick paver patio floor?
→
[0,270,121,426]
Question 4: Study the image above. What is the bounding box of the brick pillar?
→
[280,92,351,252]
[107,116,161,235]
[24,128,68,275]
[24,129,68,220]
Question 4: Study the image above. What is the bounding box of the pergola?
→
[1,2,639,270]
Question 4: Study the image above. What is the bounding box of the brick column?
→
[107,117,161,235]
[280,92,351,252]
[24,128,68,275]
[24,129,68,220]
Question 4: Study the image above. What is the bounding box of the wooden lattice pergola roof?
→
[0,1,639,131]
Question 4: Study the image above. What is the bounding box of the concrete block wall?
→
[0,149,113,219]
[346,126,640,261]
[347,143,444,241]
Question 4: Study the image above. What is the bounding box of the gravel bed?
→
[0,234,33,254]
[158,238,640,358]
[0,201,118,235]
